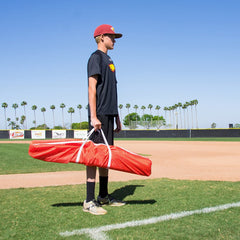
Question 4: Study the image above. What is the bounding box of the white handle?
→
[75,128,112,169]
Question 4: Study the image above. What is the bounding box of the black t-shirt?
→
[87,50,118,116]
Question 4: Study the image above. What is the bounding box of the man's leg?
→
[86,166,97,202]
[99,168,109,198]
[83,166,107,215]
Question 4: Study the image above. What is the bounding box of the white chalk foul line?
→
[59,201,240,240]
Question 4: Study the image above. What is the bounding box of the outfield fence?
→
[0,128,240,139]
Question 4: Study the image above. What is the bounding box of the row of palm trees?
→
[1,100,199,129]
[1,102,83,129]
[163,100,199,129]
[119,100,198,129]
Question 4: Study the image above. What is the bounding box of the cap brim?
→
[114,33,122,38]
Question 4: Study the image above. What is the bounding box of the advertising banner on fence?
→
[9,130,25,139]
[31,130,46,139]
[52,130,66,139]
[74,130,88,139]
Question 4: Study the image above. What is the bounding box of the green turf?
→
[0,144,85,174]
[0,179,239,240]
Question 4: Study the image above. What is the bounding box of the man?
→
[83,24,125,215]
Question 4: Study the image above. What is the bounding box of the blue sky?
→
[0,0,239,129]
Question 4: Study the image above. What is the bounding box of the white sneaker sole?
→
[83,208,107,215]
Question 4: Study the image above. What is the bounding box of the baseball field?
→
[0,138,240,239]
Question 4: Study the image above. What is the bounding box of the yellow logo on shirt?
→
[109,64,115,72]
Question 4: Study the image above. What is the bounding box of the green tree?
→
[155,105,161,129]
[211,122,216,128]
[177,102,182,129]
[148,104,153,126]
[141,114,153,129]
[193,99,199,129]
[182,104,187,129]
[174,104,179,129]
[21,101,27,129]
[126,103,131,126]
[68,107,75,129]
[8,120,16,129]
[12,103,18,122]
[31,105,37,128]
[133,105,139,125]
[72,121,88,129]
[2,102,8,129]
[77,104,82,128]
[125,103,131,115]
[50,105,56,128]
[41,107,46,128]
[60,103,66,128]
[190,100,195,129]
[20,115,26,128]
[185,102,190,129]
[123,112,140,129]
[118,104,123,121]
[163,107,168,127]
[148,104,153,115]
[141,105,146,116]
[153,115,166,129]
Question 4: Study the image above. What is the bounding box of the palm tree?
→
[50,105,56,129]
[174,104,179,129]
[148,104,153,127]
[68,107,75,129]
[12,103,18,122]
[118,104,123,121]
[155,105,161,129]
[60,103,66,128]
[41,107,46,128]
[2,102,8,129]
[77,104,82,128]
[163,107,168,127]
[140,105,146,128]
[21,101,27,129]
[125,103,131,115]
[185,102,190,129]
[177,102,182,129]
[193,99,199,129]
[31,105,37,128]
[148,104,153,115]
[133,105,138,125]
[182,104,187,129]
[20,115,26,129]
[190,100,195,129]
[168,106,172,128]
[125,103,131,127]
[141,105,146,115]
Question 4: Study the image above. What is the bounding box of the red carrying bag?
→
[29,129,152,176]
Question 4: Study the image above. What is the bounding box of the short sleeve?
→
[87,53,101,78]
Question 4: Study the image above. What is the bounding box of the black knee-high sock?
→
[99,176,108,198]
[86,181,95,202]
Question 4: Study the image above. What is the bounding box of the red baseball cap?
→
[94,24,122,38]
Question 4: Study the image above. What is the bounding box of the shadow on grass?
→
[52,184,156,207]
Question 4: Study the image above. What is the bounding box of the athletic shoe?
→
[83,200,107,215]
[97,195,126,207]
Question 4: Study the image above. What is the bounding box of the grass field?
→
[0,144,85,174]
[1,139,240,239]
[1,179,240,239]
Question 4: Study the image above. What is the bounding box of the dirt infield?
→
[0,140,240,189]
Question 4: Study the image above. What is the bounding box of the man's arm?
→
[88,75,101,130]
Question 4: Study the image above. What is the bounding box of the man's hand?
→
[91,116,101,131]
[114,115,122,133]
